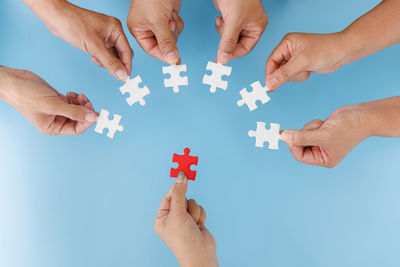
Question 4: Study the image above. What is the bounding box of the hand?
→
[213,0,268,64]
[23,0,133,81]
[154,174,218,267]
[280,104,372,168]
[127,0,183,64]
[0,66,97,135]
[265,32,348,91]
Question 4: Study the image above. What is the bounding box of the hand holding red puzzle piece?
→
[170,148,198,181]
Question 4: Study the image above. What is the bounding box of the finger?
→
[91,56,103,67]
[54,116,94,136]
[172,12,184,37]
[171,175,188,215]
[113,30,134,76]
[231,35,260,60]
[187,199,201,224]
[288,144,326,166]
[301,119,324,131]
[216,17,242,64]
[266,59,304,91]
[291,71,311,83]
[67,92,79,104]
[198,205,207,227]
[280,129,323,147]
[151,18,180,64]
[47,98,97,123]
[265,38,297,91]
[91,41,129,81]
[77,94,90,106]
[155,183,175,219]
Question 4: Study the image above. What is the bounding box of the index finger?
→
[113,31,134,76]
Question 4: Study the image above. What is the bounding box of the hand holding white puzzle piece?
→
[94,109,124,139]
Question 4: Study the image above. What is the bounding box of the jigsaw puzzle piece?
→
[202,61,232,93]
[120,75,150,106]
[94,109,124,139]
[162,64,188,93]
[170,147,198,180]
[248,122,281,150]
[237,81,271,111]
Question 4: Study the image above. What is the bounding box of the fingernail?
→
[281,131,293,144]
[85,96,90,103]
[216,19,221,27]
[220,52,231,64]
[85,112,97,123]
[166,52,178,64]
[177,172,185,183]
[69,92,78,98]
[115,69,128,80]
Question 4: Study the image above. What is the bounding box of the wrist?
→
[355,97,400,137]
[331,31,361,69]
[178,250,218,267]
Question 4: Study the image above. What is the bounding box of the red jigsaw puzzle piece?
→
[170,147,198,181]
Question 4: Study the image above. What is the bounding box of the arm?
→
[0,65,97,135]
[281,96,400,168]
[266,0,400,90]
[340,0,400,66]
[22,0,133,81]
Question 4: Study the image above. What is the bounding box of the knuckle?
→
[109,16,122,27]
[158,38,175,50]
[222,37,238,51]
[278,68,289,81]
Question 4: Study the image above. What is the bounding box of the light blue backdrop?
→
[1,0,400,266]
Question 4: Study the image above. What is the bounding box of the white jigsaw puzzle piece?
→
[120,75,150,106]
[202,61,232,93]
[162,64,188,93]
[248,122,281,150]
[94,109,124,139]
[237,81,271,111]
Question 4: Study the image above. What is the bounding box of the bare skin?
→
[281,96,400,168]
[0,66,97,135]
[213,0,268,64]
[22,0,133,81]
[127,0,184,65]
[265,0,400,91]
[154,175,218,267]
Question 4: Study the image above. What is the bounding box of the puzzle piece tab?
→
[94,109,124,139]
[202,61,232,93]
[170,148,198,181]
[120,75,150,106]
[237,81,271,111]
[162,64,188,93]
[248,122,281,150]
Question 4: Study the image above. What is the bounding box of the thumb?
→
[217,18,242,64]
[281,129,323,147]
[153,21,179,64]
[267,59,304,90]
[49,100,97,123]
[92,44,129,81]
[171,173,188,215]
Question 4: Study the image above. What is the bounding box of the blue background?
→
[1,0,400,266]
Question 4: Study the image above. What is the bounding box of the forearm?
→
[0,66,11,103]
[22,0,72,37]
[339,0,400,66]
[358,96,400,137]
